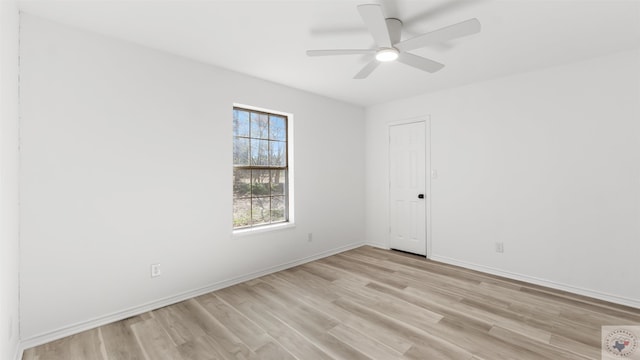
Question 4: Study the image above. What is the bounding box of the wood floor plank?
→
[332,297,474,357]
[195,293,271,351]
[271,269,342,302]
[130,317,183,360]
[247,283,373,360]
[265,272,415,355]
[435,316,545,360]
[23,328,106,360]
[403,342,475,360]
[177,335,228,360]
[327,324,404,360]
[153,302,208,347]
[179,299,256,359]
[99,319,147,360]
[296,289,415,354]
[321,256,409,290]
[254,341,297,360]
[23,246,640,360]
[229,299,335,360]
[364,281,493,334]
[488,326,591,360]
[245,280,372,359]
[549,334,602,359]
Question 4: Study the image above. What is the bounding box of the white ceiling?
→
[18,0,640,107]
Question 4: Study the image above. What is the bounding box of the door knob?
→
[418,194,424,199]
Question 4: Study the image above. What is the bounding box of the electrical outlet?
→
[495,242,504,253]
[307,233,313,242]
[151,263,162,277]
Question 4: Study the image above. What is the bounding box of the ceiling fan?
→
[306,4,481,79]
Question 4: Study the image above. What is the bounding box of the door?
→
[389,121,426,255]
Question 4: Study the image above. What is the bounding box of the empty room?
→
[1,0,640,359]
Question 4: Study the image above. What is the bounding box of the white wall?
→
[19,14,365,343]
[0,0,21,359]
[366,49,640,307]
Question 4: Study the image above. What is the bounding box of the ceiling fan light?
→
[375,48,399,62]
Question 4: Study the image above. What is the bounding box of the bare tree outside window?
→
[233,107,288,229]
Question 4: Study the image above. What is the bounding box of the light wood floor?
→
[23,246,640,360]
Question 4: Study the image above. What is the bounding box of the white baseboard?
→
[18,241,365,352]
[430,255,640,309]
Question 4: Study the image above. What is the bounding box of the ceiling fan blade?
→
[357,4,392,48]
[306,49,377,57]
[395,18,481,52]
[397,53,444,73]
[353,60,380,79]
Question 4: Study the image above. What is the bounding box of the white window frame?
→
[232,103,295,236]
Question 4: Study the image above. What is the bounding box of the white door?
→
[389,121,426,255]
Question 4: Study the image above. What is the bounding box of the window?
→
[233,107,289,229]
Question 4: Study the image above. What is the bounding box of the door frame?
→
[387,116,432,258]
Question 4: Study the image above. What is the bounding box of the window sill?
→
[232,222,296,238]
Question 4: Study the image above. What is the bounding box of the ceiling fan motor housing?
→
[376,48,399,62]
